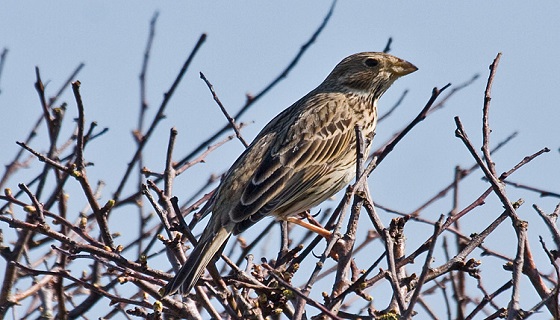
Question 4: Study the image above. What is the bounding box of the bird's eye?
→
[364,58,379,67]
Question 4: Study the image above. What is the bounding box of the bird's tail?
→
[163,224,231,296]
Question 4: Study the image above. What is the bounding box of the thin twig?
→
[454,117,517,216]
[113,33,207,203]
[177,128,247,176]
[71,81,114,248]
[504,180,560,199]
[364,144,548,289]
[384,227,407,314]
[378,89,408,122]
[533,204,560,250]
[18,183,45,224]
[138,11,159,132]
[15,142,68,173]
[410,131,518,217]
[464,280,513,320]
[262,263,343,320]
[164,127,178,198]
[48,63,85,108]
[72,81,86,171]
[0,116,43,190]
[327,126,366,313]
[34,67,55,141]
[142,183,172,238]
[538,236,560,318]
[482,53,502,176]
[135,12,159,260]
[383,37,392,53]
[507,219,527,320]
[200,72,249,147]
[0,48,8,94]
[369,84,451,175]
[0,215,167,279]
[403,215,444,318]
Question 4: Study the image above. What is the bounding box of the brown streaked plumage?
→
[163,52,417,296]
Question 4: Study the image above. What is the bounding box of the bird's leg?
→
[286,216,340,260]
[286,216,332,239]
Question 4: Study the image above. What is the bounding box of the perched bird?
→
[163,52,417,296]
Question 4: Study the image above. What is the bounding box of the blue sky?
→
[1,1,559,318]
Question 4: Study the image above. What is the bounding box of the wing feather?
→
[224,93,357,233]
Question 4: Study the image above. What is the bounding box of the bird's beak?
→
[391,59,418,76]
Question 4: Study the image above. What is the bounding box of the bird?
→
[163,52,417,296]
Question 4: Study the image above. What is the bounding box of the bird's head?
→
[321,52,417,98]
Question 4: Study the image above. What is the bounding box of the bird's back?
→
[213,89,377,235]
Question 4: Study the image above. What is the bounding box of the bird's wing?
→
[228,93,357,231]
